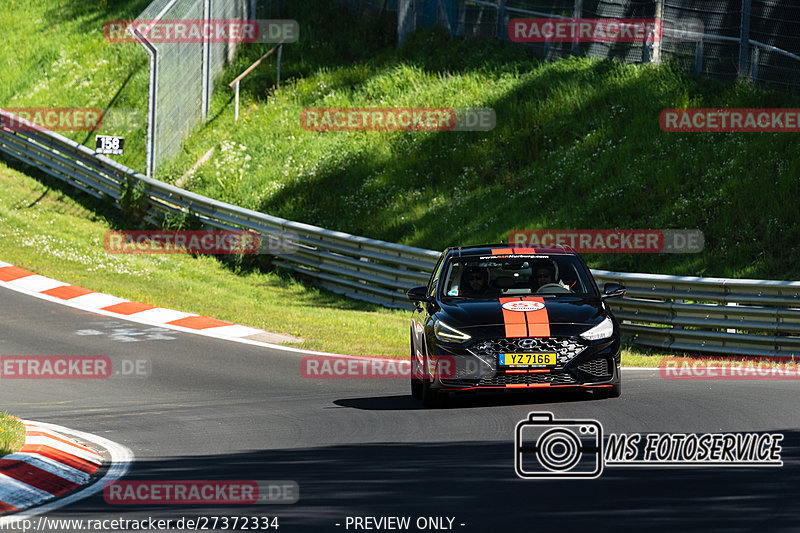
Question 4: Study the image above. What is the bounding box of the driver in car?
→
[530,261,557,291]
[462,266,490,296]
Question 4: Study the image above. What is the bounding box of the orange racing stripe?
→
[521,296,550,337]
[499,297,527,338]
[491,248,513,255]
[500,297,551,338]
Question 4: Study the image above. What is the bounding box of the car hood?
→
[437,296,607,330]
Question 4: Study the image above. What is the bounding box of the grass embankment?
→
[7,0,796,280]
[162,0,800,280]
[0,413,25,457]
[0,0,151,170]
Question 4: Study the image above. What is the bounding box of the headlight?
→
[580,317,614,341]
[434,320,471,342]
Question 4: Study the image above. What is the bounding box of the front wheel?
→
[419,348,447,408]
[422,380,448,408]
[410,329,423,399]
[411,361,422,400]
[411,376,423,400]
[605,380,621,398]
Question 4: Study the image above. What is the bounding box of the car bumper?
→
[428,336,621,392]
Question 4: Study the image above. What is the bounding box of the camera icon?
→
[515,412,604,479]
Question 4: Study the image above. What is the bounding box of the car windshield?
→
[441,255,597,298]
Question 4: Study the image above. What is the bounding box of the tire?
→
[605,380,621,398]
[411,331,422,400]
[420,347,445,408]
[421,378,438,408]
[597,367,622,399]
[605,364,622,398]
[411,376,423,400]
[422,382,448,408]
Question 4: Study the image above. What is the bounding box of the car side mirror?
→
[407,286,432,305]
[601,282,626,299]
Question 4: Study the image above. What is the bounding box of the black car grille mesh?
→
[577,358,611,377]
[469,337,586,366]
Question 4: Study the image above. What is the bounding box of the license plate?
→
[499,353,556,367]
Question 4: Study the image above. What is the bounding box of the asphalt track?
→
[1,285,799,532]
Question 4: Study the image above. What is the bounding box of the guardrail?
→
[592,271,800,358]
[0,109,438,309]
[2,109,799,357]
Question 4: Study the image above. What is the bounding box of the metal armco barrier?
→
[2,109,799,357]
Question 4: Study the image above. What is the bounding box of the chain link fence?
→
[133,0,256,177]
[371,0,800,88]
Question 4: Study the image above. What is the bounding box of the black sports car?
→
[407,244,625,408]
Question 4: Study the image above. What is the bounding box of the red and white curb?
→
[0,421,132,518]
[0,260,300,346]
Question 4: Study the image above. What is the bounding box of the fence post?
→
[437,0,453,36]
[398,0,416,47]
[202,0,211,120]
[234,80,240,123]
[695,38,704,75]
[738,0,751,79]
[651,0,663,64]
[750,45,759,82]
[571,0,583,55]
[496,0,506,40]
[456,0,466,36]
[277,44,283,86]
[133,28,158,179]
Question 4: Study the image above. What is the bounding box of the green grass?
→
[160,0,800,280]
[0,160,410,356]
[0,413,25,457]
[3,0,797,279]
[0,0,151,170]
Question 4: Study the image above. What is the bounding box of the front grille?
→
[442,372,578,387]
[578,358,611,377]
[469,337,587,366]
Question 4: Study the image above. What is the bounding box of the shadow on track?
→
[43,433,800,533]
[334,388,604,411]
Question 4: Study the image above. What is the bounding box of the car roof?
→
[442,244,578,258]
